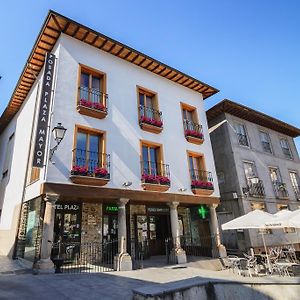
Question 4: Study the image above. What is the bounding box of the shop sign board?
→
[32,52,56,168]
[147,207,169,214]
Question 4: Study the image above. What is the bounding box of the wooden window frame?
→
[73,124,106,169]
[186,151,206,180]
[137,86,159,114]
[77,64,108,119]
[180,102,199,124]
[78,64,107,100]
[140,140,164,174]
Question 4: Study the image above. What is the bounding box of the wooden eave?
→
[0,10,219,134]
[207,99,300,138]
[41,182,220,206]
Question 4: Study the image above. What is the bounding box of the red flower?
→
[185,129,203,139]
[140,116,163,127]
[192,180,213,189]
[94,167,108,176]
[80,99,93,108]
[72,165,88,174]
[93,102,105,111]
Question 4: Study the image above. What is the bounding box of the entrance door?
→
[197,220,212,257]
[54,210,81,244]
[103,215,118,242]
[148,215,171,255]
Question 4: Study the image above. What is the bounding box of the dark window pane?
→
[76,132,87,166]
[81,73,89,87]
[139,93,144,106]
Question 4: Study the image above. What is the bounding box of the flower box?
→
[94,167,109,179]
[77,99,107,119]
[191,180,214,195]
[140,116,163,134]
[71,166,88,176]
[70,166,109,186]
[185,129,204,145]
[141,173,170,192]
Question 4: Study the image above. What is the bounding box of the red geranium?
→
[185,129,203,139]
[94,167,108,176]
[140,116,163,128]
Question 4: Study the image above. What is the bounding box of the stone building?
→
[0,11,225,271]
[207,99,300,253]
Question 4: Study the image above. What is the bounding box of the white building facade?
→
[0,11,225,270]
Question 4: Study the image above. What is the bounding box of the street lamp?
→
[49,122,67,161]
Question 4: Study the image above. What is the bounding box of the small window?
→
[181,103,203,143]
[259,131,272,154]
[77,66,107,118]
[140,141,169,181]
[141,142,162,176]
[235,123,249,147]
[187,152,212,182]
[243,161,257,180]
[280,138,292,159]
[2,133,15,179]
[289,171,300,200]
[138,88,163,132]
[73,126,107,174]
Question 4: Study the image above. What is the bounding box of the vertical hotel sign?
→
[32,53,56,168]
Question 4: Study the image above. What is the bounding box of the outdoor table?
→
[275,262,297,277]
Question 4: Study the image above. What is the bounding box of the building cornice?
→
[207,99,300,138]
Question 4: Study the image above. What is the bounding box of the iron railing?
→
[129,239,150,269]
[261,141,272,154]
[139,105,163,125]
[183,119,203,137]
[272,181,289,199]
[51,240,118,273]
[71,149,110,178]
[190,169,213,183]
[165,235,213,264]
[141,161,170,180]
[79,86,108,111]
[247,177,265,197]
[236,133,249,147]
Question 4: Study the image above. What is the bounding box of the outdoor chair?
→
[220,257,233,270]
[237,258,252,277]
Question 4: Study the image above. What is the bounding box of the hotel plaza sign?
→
[32,53,56,168]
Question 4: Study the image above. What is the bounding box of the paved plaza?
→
[0,256,300,299]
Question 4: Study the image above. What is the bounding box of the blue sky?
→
[0,0,299,150]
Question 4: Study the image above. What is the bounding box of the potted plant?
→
[140,116,163,128]
[185,129,203,139]
[191,180,214,190]
[94,167,108,178]
[71,165,88,176]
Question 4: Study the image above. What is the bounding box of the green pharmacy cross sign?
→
[198,205,209,219]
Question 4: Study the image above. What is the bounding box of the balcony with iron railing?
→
[245,177,265,198]
[77,86,108,119]
[272,181,289,199]
[141,160,170,192]
[236,133,249,147]
[70,149,110,186]
[190,169,214,195]
[139,105,163,134]
[183,120,204,145]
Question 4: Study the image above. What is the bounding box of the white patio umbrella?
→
[221,209,276,270]
[266,209,300,229]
